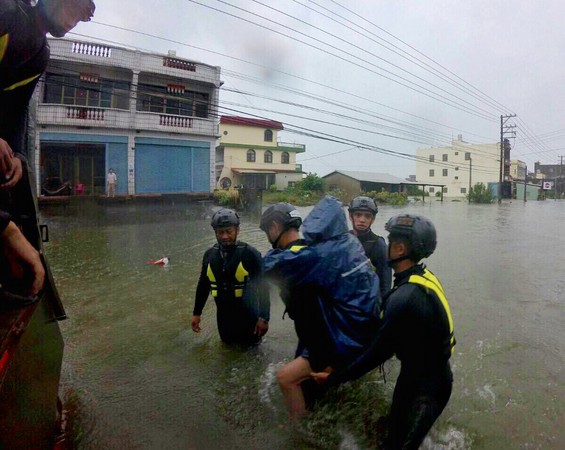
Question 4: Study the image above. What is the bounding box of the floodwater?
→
[41,199,564,449]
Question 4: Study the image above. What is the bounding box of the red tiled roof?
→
[220,116,284,130]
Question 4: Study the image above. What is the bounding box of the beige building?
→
[215,116,305,190]
[415,135,500,198]
[510,160,527,181]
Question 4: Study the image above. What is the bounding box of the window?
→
[455,152,459,155]
[329,184,338,190]
[137,84,210,118]
[465,152,471,160]
[455,176,459,180]
[247,149,256,162]
[442,154,448,162]
[461,188,467,194]
[281,152,290,164]
[443,169,448,176]
[264,150,273,163]
[429,155,435,162]
[429,187,435,193]
[443,187,448,193]
[288,181,296,188]
[429,169,435,177]
[455,166,459,171]
[264,129,273,142]
[43,74,130,109]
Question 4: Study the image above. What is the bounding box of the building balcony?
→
[279,142,306,152]
[37,104,217,136]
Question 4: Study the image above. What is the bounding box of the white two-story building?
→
[34,38,221,196]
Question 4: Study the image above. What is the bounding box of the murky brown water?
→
[41,199,564,449]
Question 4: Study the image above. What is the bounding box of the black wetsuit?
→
[1,0,49,162]
[329,264,454,449]
[193,242,270,345]
[351,229,392,297]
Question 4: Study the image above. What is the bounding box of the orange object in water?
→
[148,257,170,266]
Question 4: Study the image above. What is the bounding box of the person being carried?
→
[260,197,381,419]
[348,196,392,297]
[312,214,455,449]
[192,208,270,345]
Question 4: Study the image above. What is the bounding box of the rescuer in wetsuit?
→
[0,0,95,301]
[348,196,392,297]
[312,214,455,449]
[260,199,380,419]
[192,208,270,345]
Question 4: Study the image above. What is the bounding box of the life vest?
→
[408,268,456,355]
[206,243,250,299]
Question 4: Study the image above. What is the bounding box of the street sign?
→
[543,181,553,190]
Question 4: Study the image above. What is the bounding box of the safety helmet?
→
[211,208,240,229]
[385,214,437,261]
[348,196,378,215]
[259,202,302,232]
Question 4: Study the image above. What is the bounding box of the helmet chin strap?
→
[271,229,286,249]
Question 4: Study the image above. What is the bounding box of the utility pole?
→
[524,164,527,202]
[499,114,517,203]
[468,156,472,203]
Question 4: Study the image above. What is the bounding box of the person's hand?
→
[310,366,334,385]
[191,315,202,333]
[1,221,45,295]
[0,139,23,190]
[254,317,269,337]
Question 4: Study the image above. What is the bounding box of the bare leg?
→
[277,356,313,419]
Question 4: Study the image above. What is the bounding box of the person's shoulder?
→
[0,0,19,33]
[240,242,262,257]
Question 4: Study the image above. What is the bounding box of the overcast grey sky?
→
[69,0,565,178]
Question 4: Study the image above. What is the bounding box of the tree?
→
[467,182,493,203]
[295,173,324,193]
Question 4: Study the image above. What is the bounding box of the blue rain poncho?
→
[263,196,381,363]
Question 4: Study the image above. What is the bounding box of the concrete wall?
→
[323,173,361,200]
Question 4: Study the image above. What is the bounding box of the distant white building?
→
[510,160,527,181]
[415,135,500,198]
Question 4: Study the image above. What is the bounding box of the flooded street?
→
[41,199,564,449]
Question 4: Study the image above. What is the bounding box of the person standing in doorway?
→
[312,214,455,449]
[348,196,392,297]
[192,208,270,345]
[106,168,117,197]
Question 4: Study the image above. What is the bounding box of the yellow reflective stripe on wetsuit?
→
[289,245,306,253]
[408,269,456,353]
[0,34,8,64]
[206,261,249,298]
[0,33,41,91]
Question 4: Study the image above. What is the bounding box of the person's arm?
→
[0,138,22,190]
[312,292,404,386]
[0,219,45,295]
[192,250,212,333]
[246,246,270,337]
[374,236,392,297]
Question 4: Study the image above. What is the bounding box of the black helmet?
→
[211,208,240,229]
[348,196,378,215]
[385,214,436,261]
[260,202,302,232]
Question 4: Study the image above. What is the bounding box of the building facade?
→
[510,160,527,181]
[415,135,500,198]
[322,170,417,201]
[34,38,221,196]
[215,116,305,191]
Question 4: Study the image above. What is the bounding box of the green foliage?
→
[364,190,409,206]
[268,184,278,193]
[295,172,325,193]
[435,191,441,197]
[467,182,493,203]
[213,188,239,207]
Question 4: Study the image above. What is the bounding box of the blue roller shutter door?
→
[135,143,209,193]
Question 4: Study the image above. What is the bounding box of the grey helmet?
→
[348,196,378,215]
[259,202,302,232]
[385,214,437,261]
[211,208,240,229]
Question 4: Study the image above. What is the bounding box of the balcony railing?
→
[279,142,306,151]
[38,104,216,136]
